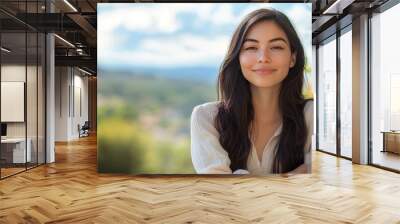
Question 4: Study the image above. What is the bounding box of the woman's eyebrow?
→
[243,37,288,44]
[269,37,288,44]
[243,38,258,43]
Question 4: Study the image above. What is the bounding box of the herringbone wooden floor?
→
[1,135,400,223]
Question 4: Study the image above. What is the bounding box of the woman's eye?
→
[271,46,284,50]
[244,47,257,51]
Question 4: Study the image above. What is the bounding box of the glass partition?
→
[371,3,400,171]
[339,28,352,158]
[317,36,337,155]
[1,30,28,177]
[0,1,46,179]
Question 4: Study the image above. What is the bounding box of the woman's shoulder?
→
[191,101,221,136]
[191,101,220,121]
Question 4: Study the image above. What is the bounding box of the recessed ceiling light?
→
[63,0,78,12]
[78,67,92,76]
[1,47,11,53]
[54,34,75,48]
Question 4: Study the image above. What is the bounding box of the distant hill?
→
[98,66,219,84]
[98,70,218,119]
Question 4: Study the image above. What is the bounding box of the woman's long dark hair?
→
[214,8,309,173]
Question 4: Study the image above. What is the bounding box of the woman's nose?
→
[257,49,271,63]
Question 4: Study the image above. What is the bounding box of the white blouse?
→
[190,100,314,175]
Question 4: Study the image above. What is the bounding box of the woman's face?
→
[239,20,296,89]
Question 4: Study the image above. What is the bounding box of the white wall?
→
[55,66,69,141]
[1,65,38,138]
[55,67,89,141]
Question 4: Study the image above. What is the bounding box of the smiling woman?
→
[190,8,313,175]
[97,3,311,174]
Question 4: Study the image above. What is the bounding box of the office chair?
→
[79,121,90,138]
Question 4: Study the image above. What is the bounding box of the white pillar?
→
[46,1,55,163]
[352,14,369,164]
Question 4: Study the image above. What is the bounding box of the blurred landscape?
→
[97,68,218,174]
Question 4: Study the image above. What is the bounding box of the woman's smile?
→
[252,68,277,76]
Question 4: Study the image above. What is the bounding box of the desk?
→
[381,131,400,154]
[1,138,31,163]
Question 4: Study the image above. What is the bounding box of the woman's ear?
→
[289,52,297,68]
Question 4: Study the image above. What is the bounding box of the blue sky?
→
[98,3,311,70]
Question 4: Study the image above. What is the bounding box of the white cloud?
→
[286,4,312,35]
[98,4,182,34]
[99,34,230,67]
[97,3,236,68]
[98,3,240,35]
[203,4,236,26]
[286,4,312,60]
[98,30,129,53]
